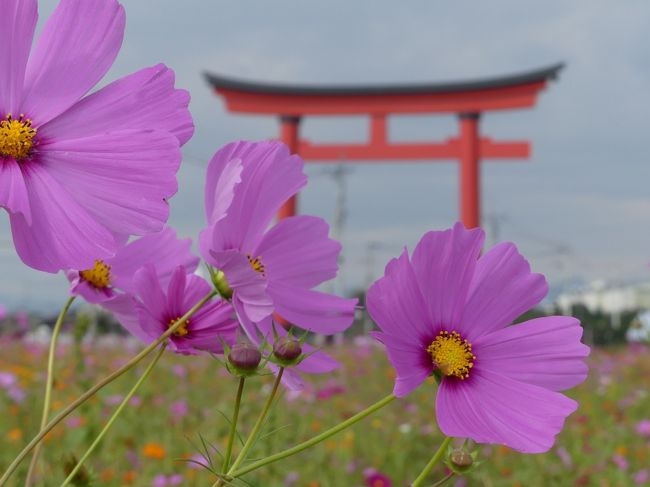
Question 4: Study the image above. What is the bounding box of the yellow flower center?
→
[79,260,111,289]
[246,254,265,275]
[427,330,475,380]
[0,114,36,161]
[168,317,190,337]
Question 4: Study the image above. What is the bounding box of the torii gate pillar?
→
[459,112,480,228]
[278,115,301,220]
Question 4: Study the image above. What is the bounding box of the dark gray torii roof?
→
[205,63,563,96]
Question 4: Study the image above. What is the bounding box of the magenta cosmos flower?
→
[367,223,589,453]
[199,140,357,335]
[112,265,238,355]
[364,471,392,487]
[0,0,193,272]
[65,227,198,304]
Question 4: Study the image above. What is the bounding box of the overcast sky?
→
[2,0,649,310]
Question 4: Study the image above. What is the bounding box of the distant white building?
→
[627,310,650,342]
[556,280,650,315]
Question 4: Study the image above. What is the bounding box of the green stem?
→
[229,393,396,480]
[59,345,166,487]
[411,436,453,487]
[431,472,454,487]
[221,377,245,473]
[24,295,75,487]
[213,368,285,487]
[0,290,217,487]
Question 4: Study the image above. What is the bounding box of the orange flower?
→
[101,468,115,482]
[6,428,22,442]
[123,470,137,483]
[143,442,166,459]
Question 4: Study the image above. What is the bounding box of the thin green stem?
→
[213,369,285,487]
[0,290,217,487]
[59,345,166,487]
[229,393,396,479]
[221,377,246,473]
[24,295,75,487]
[431,472,454,487]
[411,436,453,487]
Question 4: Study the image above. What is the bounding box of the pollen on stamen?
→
[246,254,266,275]
[427,330,476,380]
[79,260,111,289]
[0,113,37,161]
[168,317,190,337]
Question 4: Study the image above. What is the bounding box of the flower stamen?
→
[246,254,265,275]
[79,260,111,289]
[427,330,475,380]
[0,114,37,161]
[168,317,190,337]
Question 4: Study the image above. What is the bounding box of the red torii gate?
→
[205,64,562,228]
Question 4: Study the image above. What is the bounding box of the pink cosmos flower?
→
[634,469,649,485]
[199,140,357,332]
[612,453,629,471]
[114,265,238,355]
[0,0,193,272]
[65,227,198,304]
[367,223,590,453]
[635,419,650,438]
[152,474,182,487]
[364,469,392,487]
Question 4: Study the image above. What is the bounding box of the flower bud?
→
[449,448,473,471]
[228,343,261,371]
[272,336,302,362]
[212,269,233,299]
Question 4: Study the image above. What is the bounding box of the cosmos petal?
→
[132,264,167,324]
[0,0,37,115]
[268,282,356,334]
[22,0,125,125]
[108,227,198,295]
[9,162,116,272]
[436,369,577,453]
[39,129,180,237]
[370,331,431,397]
[410,222,484,334]
[367,249,433,344]
[0,159,31,222]
[460,242,548,340]
[474,316,590,391]
[40,64,193,145]
[211,249,273,323]
[203,140,307,252]
[103,294,161,344]
[255,215,341,289]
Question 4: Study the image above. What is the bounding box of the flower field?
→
[1,337,648,486]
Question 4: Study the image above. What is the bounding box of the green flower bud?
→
[449,448,473,472]
[212,269,233,299]
[272,336,302,362]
